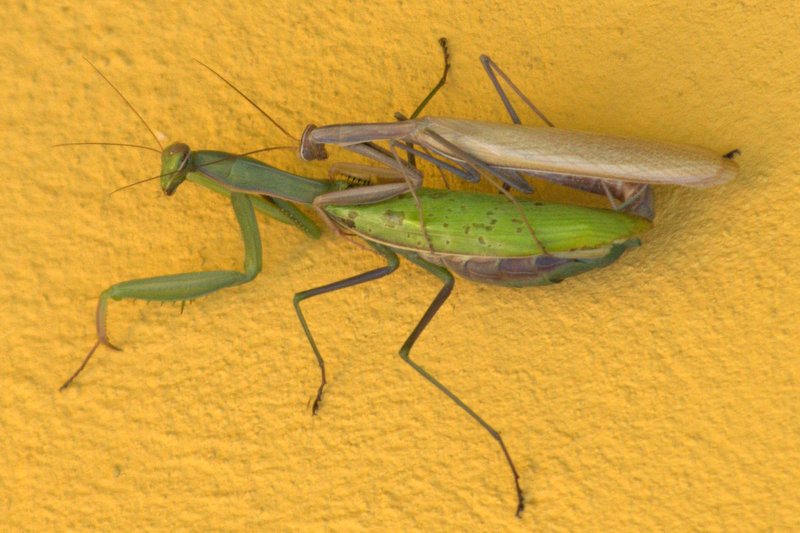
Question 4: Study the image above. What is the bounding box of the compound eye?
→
[166,142,190,157]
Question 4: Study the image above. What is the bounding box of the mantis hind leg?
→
[479,54,554,127]
[395,38,451,180]
[292,242,400,414]
[61,192,262,390]
[479,54,555,194]
[396,250,525,517]
[480,55,655,219]
[406,37,452,121]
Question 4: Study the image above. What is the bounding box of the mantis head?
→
[161,142,191,195]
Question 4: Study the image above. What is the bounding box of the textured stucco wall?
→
[2,1,798,530]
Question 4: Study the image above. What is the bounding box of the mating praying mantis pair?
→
[60,41,737,516]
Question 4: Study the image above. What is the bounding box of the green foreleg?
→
[61,192,262,390]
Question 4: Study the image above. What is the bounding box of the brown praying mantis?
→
[196,39,734,226]
[293,40,738,221]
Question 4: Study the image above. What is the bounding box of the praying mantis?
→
[61,58,654,517]
[263,40,738,222]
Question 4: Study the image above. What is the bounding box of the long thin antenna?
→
[83,57,164,150]
[193,58,299,142]
[188,146,297,169]
[109,176,161,195]
[53,142,161,153]
[53,142,163,194]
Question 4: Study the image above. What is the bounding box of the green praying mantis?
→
[60,44,737,515]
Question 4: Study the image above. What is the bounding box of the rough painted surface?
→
[2,1,798,531]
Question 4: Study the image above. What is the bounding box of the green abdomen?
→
[324,189,651,257]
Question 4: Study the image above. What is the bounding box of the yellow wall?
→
[2,1,798,530]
